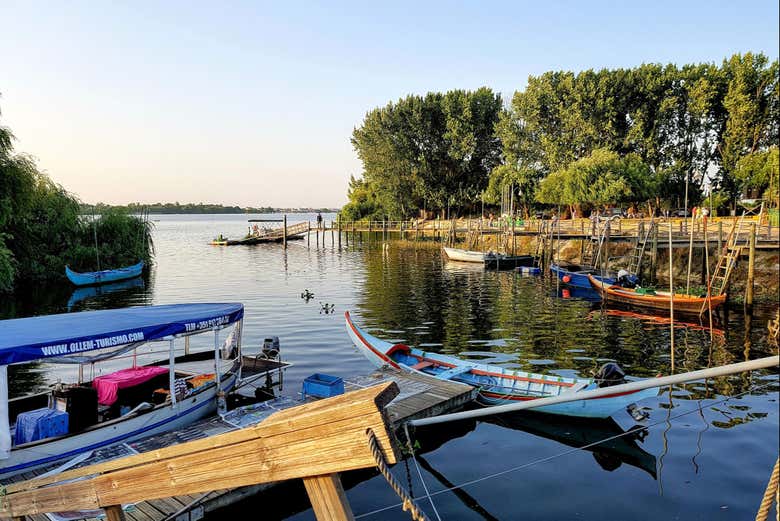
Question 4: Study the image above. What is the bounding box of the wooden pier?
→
[329,216,779,251]
[3,370,476,521]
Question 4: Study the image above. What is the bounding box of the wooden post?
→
[746,223,756,312]
[331,221,334,247]
[669,224,675,373]
[651,226,658,282]
[104,505,126,521]
[307,221,311,248]
[602,221,611,274]
[283,215,288,249]
[717,220,723,261]
[316,225,320,248]
[303,474,354,521]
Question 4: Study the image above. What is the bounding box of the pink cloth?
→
[92,366,169,405]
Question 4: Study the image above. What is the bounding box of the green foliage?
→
[0,110,153,292]
[535,149,653,206]
[733,147,779,198]
[349,88,502,219]
[338,176,384,221]
[719,53,779,196]
[700,191,732,216]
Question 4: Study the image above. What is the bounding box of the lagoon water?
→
[5,213,779,520]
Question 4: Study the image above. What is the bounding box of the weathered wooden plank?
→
[104,505,126,521]
[5,382,398,496]
[302,474,354,521]
[1,383,399,517]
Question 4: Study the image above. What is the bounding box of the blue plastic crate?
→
[302,373,344,398]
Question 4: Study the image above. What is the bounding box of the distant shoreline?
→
[79,203,339,215]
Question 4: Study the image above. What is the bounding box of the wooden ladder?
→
[627,220,655,275]
[700,215,748,314]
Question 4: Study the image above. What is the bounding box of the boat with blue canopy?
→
[65,260,145,286]
[0,303,249,478]
[345,311,658,419]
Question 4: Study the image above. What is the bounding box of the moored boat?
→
[444,247,537,270]
[550,262,619,288]
[587,274,726,313]
[443,246,487,263]
[0,303,249,478]
[65,260,144,286]
[344,311,658,418]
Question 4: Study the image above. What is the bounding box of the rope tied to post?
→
[365,428,429,521]
[755,458,779,521]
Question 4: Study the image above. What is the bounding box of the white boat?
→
[442,246,487,263]
[0,303,247,478]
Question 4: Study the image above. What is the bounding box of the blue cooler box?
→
[302,373,345,398]
[14,408,69,445]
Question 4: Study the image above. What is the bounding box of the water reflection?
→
[66,276,145,310]
[484,411,657,478]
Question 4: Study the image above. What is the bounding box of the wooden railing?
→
[333,216,779,244]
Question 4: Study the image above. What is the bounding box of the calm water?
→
[5,213,779,520]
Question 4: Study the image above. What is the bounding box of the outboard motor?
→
[594,362,626,388]
[261,336,280,360]
[617,269,638,288]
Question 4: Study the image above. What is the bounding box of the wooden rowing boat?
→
[444,247,537,270]
[587,274,726,313]
[65,260,144,286]
[345,311,658,419]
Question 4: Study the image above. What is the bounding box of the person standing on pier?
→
[316,212,323,229]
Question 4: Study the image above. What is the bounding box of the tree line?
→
[80,203,338,214]
[0,111,153,293]
[342,53,779,220]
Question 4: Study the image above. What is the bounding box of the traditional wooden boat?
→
[65,260,144,286]
[345,312,658,418]
[587,274,726,313]
[0,303,256,478]
[444,247,536,270]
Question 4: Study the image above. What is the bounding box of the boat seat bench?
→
[435,365,475,380]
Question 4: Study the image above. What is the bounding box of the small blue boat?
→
[65,260,144,286]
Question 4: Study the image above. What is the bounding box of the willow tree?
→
[535,149,661,213]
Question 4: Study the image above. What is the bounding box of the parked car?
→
[671,208,691,217]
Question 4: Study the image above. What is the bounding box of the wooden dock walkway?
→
[11,369,475,521]
[330,216,779,250]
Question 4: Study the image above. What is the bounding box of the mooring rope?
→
[356,381,778,519]
[366,428,430,521]
[755,458,780,521]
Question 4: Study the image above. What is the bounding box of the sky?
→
[1,1,778,207]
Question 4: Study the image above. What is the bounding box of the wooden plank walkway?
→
[14,369,475,521]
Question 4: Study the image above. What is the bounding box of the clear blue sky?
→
[1,1,778,207]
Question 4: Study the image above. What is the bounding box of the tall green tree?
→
[349,88,502,219]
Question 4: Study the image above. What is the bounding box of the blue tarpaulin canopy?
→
[0,303,244,366]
